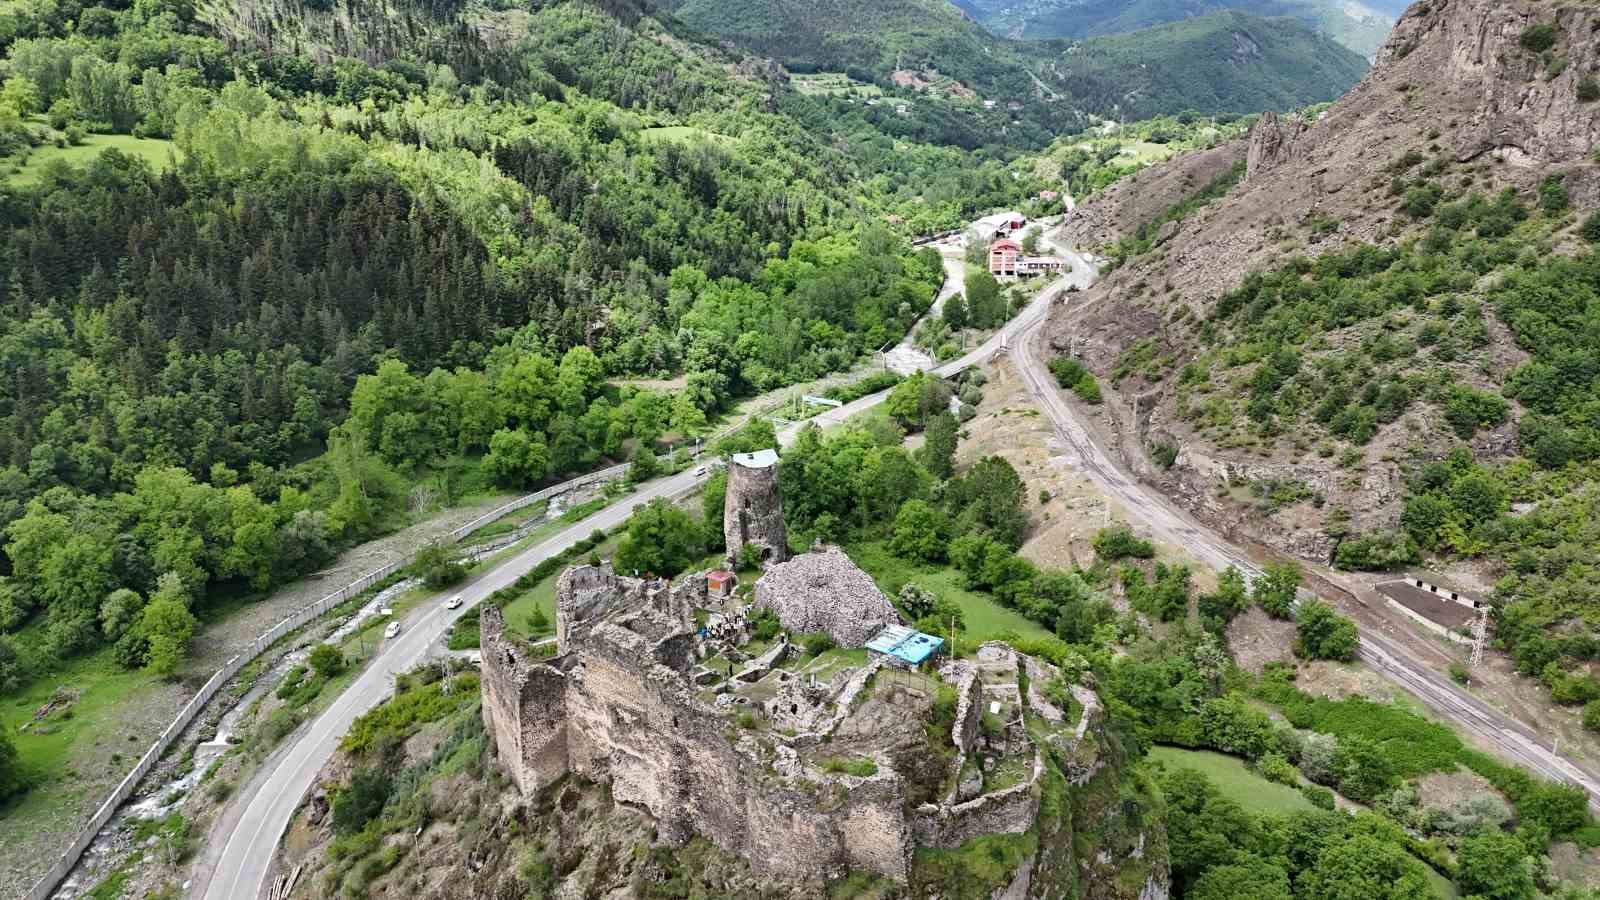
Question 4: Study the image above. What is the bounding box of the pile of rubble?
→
[752,545,902,647]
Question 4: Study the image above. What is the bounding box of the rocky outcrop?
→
[1057,141,1245,252]
[1245,111,1306,179]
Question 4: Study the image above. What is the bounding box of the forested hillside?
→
[1053,11,1369,119]
[0,0,1060,713]
[955,0,1394,57]
[670,0,1367,131]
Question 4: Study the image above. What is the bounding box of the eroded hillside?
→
[1047,0,1600,562]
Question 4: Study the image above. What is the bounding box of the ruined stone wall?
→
[724,456,789,563]
[556,566,655,647]
[942,660,983,755]
[483,582,915,882]
[562,630,913,879]
[913,751,1044,850]
[479,606,570,796]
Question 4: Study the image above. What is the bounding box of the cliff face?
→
[1045,0,1600,561]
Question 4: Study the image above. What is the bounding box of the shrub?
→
[1255,751,1299,786]
[1294,601,1359,662]
[1539,174,1570,214]
[1149,441,1179,470]
[1092,525,1155,561]
[1049,356,1088,388]
[1579,76,1600,103]
[332,769,392,834]
[1072,375,1103,404]
[276,665,308,700]
[308,643,346,679]
[821,757,879,777]
[801,633,835,657]
[1584,700,1600,734]
[1449,662,1471,686]
[1299,783,1336,810]
[1519,23,1558,53]
[749,607,781,642]
[1196,694,1275,759]
[1251,562,1301,619]
[411,541,466,589]
[527,605,550,634]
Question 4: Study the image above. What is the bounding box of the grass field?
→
[0,643,163,824]
[639,125,732,146]
[4,134,177,185]
[500,535,623,638]
[790,72,881,97]
[1148,746,1313,814]
[845,542,1054,651]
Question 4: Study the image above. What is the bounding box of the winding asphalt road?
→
[193,466,710,900]
[1015,231,1600,808]
[192,262,1077,899]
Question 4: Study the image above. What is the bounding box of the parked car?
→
[384,621,401,639]
[695,465,708,476]
[445,595,463,610]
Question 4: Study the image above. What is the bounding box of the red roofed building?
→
[707,570,737,599]
[989,238,1021,277]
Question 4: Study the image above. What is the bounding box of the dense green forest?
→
[1051,11,1369,119]
[953,0,1395,57]
[668,0,1366,142]
[1185,160,1600,716]
[0,0,1005,701]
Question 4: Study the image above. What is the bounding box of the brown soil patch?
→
[957,357,1207,583]
[1549,842,1600,892]
[1226,606,1296,674]
[1294,660,1395,704]
[1414,767,1503,812]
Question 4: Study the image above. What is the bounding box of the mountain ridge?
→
[955,0,1395,56]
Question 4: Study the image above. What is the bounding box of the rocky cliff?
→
[1044,0,1600,562]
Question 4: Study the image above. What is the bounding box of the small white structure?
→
[973,211,1026,242]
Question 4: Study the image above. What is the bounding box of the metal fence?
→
[21,461,630,900]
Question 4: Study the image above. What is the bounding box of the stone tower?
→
[723,449,789,564]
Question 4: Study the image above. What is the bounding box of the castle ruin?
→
[480,561,1111,890]
[723,449,788,564]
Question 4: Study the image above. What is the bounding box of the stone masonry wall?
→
[724,456,789,563]
[482,569,915,882]
[480,606,569,796]
[563,629,914,879]
[912,753,1043,850]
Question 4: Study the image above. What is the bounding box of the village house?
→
[988,238,1020,277]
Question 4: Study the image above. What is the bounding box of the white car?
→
[445,595,463,610]
[384,621,401,640]
[695,466,708,476]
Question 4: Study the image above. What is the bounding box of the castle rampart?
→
[482,566,918,882]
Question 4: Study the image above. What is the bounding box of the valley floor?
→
[0,492,515,898]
